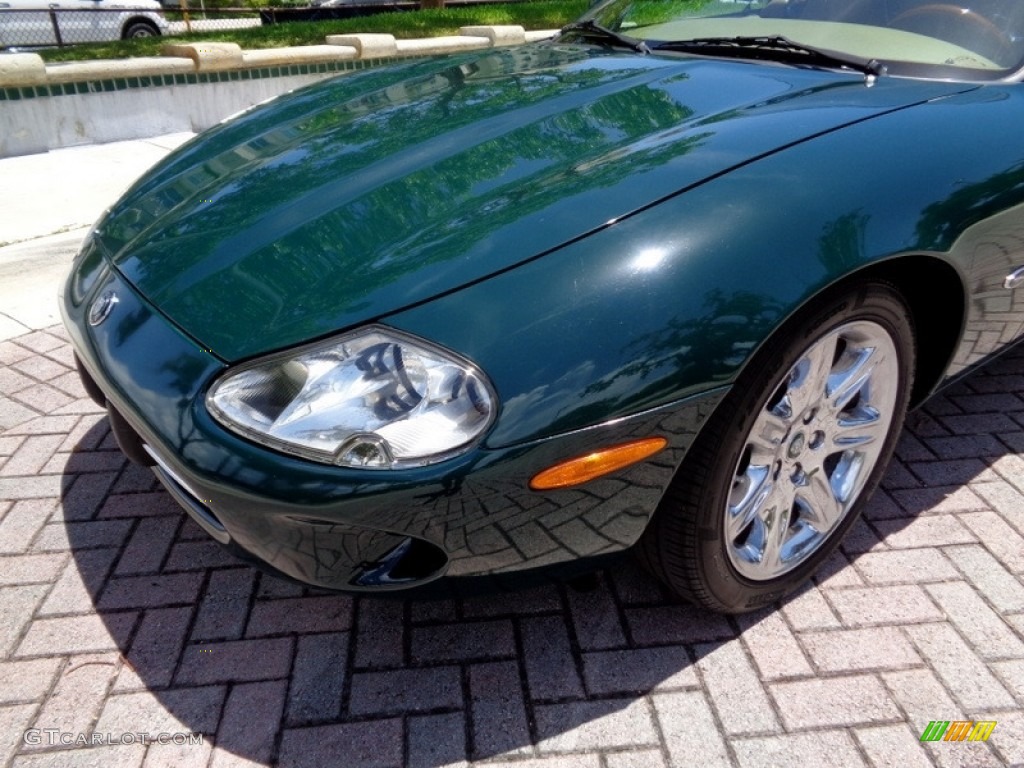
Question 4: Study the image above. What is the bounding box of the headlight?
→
[206,326,496,469]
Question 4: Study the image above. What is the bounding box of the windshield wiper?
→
[650,35,885,77]
[561,20,650,55]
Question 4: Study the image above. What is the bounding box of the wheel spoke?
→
[798,466,844,532]
[832,407,886,450]
[760,490,793,572]
[831,451,868,505]
[787,337,835,417]
[828,344,880,413]
[748,411,790,461]
[728,465,773,541]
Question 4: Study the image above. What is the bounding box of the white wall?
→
[1,70,341,157]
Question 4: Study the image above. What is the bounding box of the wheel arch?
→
[121,16,161,39]
[816,254,967,408]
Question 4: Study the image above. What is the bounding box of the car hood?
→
[98,44,968,361]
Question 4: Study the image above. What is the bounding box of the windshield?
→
[570,0,1024,79]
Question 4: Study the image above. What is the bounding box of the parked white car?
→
[0,0,167,48]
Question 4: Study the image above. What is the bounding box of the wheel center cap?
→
[788,432,806,459]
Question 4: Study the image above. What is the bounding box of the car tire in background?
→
[639,281,916,613]
[122,18,160,38]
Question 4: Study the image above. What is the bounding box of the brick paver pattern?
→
[0,325,1022,767]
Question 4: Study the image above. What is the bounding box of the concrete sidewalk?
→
[0,133,194,339]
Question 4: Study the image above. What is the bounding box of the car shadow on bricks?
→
[45,343,1024,766]
[50,416,740,765]
[840,343,1024,583]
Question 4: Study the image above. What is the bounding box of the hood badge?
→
[88,290,119,326]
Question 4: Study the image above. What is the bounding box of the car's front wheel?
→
[122,19,160,39]
[640,282,915,613]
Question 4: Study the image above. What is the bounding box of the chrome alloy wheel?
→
[725,320,900,581]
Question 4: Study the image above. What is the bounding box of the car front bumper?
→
[62,260,726,593]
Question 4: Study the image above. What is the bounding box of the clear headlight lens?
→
[206,326,496,469]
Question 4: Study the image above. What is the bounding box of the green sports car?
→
[63,0,1024,612]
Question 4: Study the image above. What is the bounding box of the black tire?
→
[122,20,160,39]
[639,281,915,613]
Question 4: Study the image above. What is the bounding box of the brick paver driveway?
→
[1,325,1022,767]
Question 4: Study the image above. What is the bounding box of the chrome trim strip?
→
[143,444,230,543]
[1005,266,1024,290]
[143,444,202,500]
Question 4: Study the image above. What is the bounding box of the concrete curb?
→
[0,25,559,87]
[325,32,398,58]
[243,43,359,67]
[0,53,47,86]
[44,56,195,84]
[395,34,492,56]
[459,24,527,46]
[160,41,245,72]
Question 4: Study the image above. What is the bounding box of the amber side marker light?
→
[529,437,669,491]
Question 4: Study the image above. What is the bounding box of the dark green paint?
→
[63,37,1024,589]
[390,84,1024,446]
[93,44,965,363]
